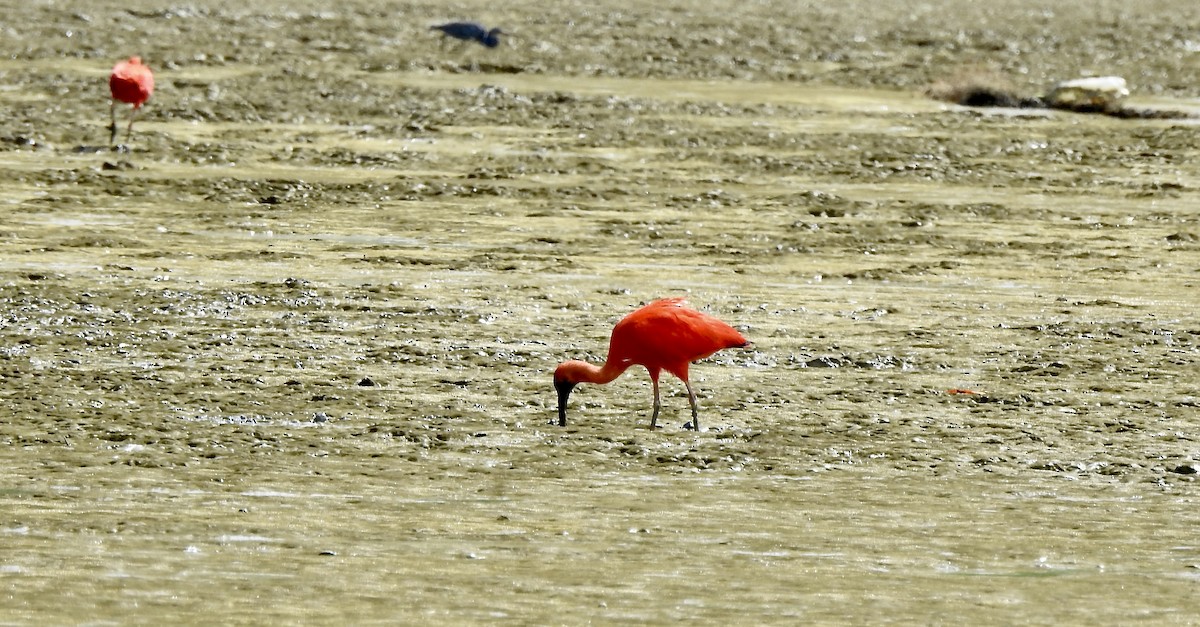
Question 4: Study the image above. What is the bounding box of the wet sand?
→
[2,0,1200,623]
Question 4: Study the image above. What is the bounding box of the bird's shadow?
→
[74,144,131,154]
[437,61,526,74]
[544,418,712,432]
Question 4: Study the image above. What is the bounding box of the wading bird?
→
[108,57,154,146]
[553,298,749,430]
[430,22,505,48]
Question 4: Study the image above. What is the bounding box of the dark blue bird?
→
[431,22,505,48]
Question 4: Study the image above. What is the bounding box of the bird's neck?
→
[557,359,627,385]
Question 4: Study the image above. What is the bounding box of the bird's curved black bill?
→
[554,380,576,426]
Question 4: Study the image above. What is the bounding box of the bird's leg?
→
[460,47,477,72]
[125,107,140,143]
[109,100,119,146]
[684,380,700,431]
[649,377,661,430]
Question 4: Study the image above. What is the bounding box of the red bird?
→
[108,57,155,145]
[553,298,749,430]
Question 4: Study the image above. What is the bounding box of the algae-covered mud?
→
[2,0,1200,623]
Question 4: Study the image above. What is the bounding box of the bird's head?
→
[553,364,578,427]
[484,28,505,47]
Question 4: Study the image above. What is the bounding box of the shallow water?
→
[2,0,1200,623]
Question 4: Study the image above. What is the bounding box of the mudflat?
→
[2,0,1199,623]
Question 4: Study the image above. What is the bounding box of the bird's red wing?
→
[608,301,746,374]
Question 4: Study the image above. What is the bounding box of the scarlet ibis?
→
[553,298,749,430]
[431,22,505,48]
[108,57,154,145]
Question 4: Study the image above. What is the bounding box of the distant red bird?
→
[553,298,749,430]
[108,57,154,145]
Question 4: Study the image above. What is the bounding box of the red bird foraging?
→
[108,57,154,145]
[553,298,749,430]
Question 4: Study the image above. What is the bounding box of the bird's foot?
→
[111,144,130,154]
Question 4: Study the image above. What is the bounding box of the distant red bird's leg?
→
[684,380,699,431]
[649,376,662,430]
[126,107,139,142]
